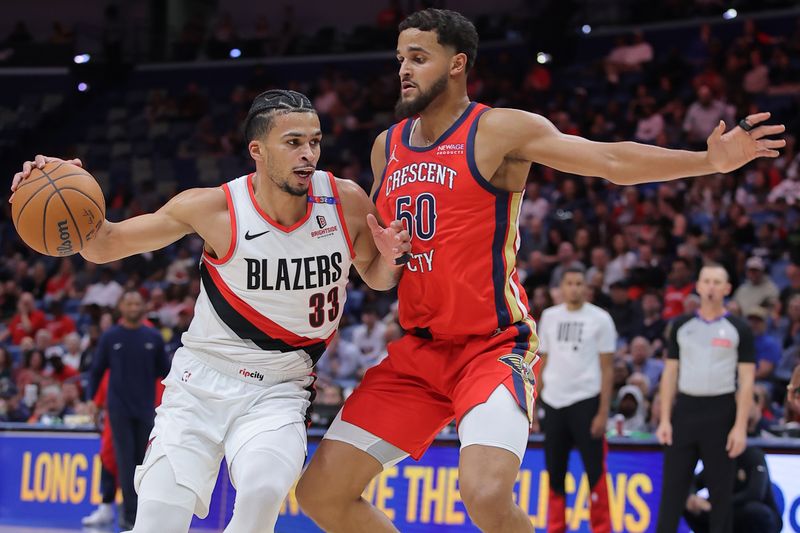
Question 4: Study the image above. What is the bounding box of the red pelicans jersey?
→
[183,171,354,379]
[374,102,529,336]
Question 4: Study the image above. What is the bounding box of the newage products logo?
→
[436,143,464,156]
[239,368,264,382]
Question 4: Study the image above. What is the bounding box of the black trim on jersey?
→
[667,314,693,360]
[303,374,318,428]
[466,106,510,195]
[724,314,756,363]
[200,263,326,364]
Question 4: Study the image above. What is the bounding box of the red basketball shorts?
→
[341,318,540,460]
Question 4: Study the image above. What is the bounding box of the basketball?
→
[11,162,105,257]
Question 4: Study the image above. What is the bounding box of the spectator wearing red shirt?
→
[45,300,76,343]
[45,259,75,302]
[663,258,695,320]
[5,292,48,345]
[46,354,79,385]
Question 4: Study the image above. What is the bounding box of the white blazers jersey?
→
[182,171,354,377]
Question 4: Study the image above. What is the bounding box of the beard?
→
[123,311,144,323]
[279,181,309,197]
[266,158,310,197]
[395,72,449,119]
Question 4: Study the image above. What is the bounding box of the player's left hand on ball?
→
[10,155,83,202]
[367,213,411,266]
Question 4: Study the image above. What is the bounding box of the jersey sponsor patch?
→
[712,337,733,348]
[435,143,465,156]
[307,195,339,205]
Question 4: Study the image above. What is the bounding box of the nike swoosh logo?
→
[244,230,270,240]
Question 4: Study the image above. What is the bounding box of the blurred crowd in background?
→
[1,2,800,440]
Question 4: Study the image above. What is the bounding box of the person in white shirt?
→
[350,306,387,369]
[62,332,84,371]
[537,266,617,533]
[82,268,124,309]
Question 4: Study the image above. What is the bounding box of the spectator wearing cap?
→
[4,292,48,345]
[734,257,779,312]
[746,307,781,384]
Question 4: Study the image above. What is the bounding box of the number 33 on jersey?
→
[373,103,529,337]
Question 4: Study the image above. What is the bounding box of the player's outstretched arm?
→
[11,155,224,264]
[337,177,410,291]
[80,187,215,263]
[486,108,785,185]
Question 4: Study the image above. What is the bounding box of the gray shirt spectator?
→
[683,85,734,146]
[734,257,780,312]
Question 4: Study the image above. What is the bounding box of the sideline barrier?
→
[0,427,798,532]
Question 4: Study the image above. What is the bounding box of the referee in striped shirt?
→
[656,265,755,533]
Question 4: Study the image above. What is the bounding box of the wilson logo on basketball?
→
[56,220,73,256]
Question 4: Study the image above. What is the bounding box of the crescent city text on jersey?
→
[383,162,457,196]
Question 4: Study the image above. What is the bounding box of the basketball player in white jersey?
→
[10,90,411,533]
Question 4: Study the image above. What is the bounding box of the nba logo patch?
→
[316,215,327,229]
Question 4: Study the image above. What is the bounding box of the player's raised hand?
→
[366,213,412,266]
[706,112,786,174]
[10,155,83,202]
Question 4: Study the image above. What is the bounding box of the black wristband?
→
[394,253,411,266]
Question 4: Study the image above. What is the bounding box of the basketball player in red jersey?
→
[297,9,785,533]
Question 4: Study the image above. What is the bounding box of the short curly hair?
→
[399,9,479,71]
